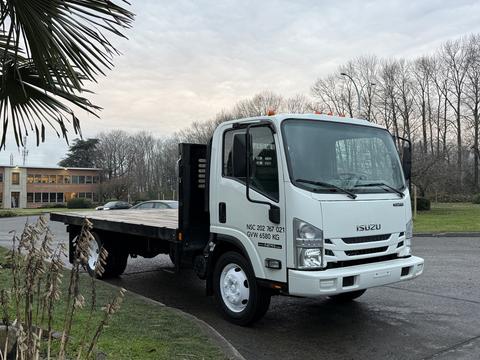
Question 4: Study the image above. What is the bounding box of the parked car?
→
[95,201,131,210]
[131,200,178,210]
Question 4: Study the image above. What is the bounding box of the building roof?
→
[0,165,102,171]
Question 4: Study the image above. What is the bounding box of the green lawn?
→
[0,207,93,217]
[0,247,225,360]
[414,202,480,233]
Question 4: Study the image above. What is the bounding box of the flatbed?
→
[50,209,178,239]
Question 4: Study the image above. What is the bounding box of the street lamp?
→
[340,72,376,118]
[340,72,361,114]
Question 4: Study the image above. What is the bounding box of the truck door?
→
[213,124,286,283]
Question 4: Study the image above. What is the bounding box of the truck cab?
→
[205,113,423,324]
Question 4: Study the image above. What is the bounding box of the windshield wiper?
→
[296,179,357,199]
[355,182,404,198]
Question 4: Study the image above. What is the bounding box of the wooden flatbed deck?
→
[50,209,179,240]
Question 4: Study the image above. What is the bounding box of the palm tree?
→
[0,0,134,149]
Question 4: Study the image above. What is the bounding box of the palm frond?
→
[0,58,100,149]
[2,0,134,90]
[0,0,133,148]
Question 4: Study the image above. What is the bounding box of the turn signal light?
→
[267,109,276,116]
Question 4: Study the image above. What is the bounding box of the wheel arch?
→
[206,233,265,296]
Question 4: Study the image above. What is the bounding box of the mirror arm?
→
[245,124,281,224]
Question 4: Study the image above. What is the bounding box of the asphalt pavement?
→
[1,216,480,360]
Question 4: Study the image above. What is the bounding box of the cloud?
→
[1,0,480,166]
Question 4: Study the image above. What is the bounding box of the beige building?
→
[0,165,101,209]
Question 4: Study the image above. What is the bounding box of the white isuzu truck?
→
[51,113,424,325]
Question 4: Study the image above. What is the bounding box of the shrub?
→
[473,194,480,204]
[67,198,93,209]
[415,197,431,211]
[0,216,125,359]
[52,203,67,208]
[39,203,67,209]
[0,210,17,218]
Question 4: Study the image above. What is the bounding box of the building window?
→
[0,192,2,204]
[79,192,86,198]
[64,175,71,184]
[42,193,49,203]
[57,175,64,184]
[79,176,86,184]
[72,176,79,184]
[86,192,93,200]
[49,193,56,203]
[49,175,57,184]
[93,192,98,202]
[86,176,92,184]
[35,193,41,203]
[0,173,3,182]
[12,172,20,185]
[27,175,34,184]
[57,193,64,203]
[41,175,48,184]
[34,174,41,183]
[27,193,34,203]
[93,176,99,184]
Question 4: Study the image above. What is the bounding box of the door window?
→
[223,126,279,201]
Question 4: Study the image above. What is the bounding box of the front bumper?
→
[288,256,424,297]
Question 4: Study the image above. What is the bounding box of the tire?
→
[213,251,271,326]
[86,233,128,279]
[328,289,366,302]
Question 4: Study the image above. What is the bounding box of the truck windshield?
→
[281,119,405,195]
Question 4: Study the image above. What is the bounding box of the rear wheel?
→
[328,289,366,302]
[86,233,128,279]
[213,251,271,326]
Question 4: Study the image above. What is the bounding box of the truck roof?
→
[222,113,387,130]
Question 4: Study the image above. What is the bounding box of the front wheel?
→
[213,251,271,326]
[328,289,366,302]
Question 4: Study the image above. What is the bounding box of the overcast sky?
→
[2,0,480,167]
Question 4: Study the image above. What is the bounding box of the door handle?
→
[219,202,226,223]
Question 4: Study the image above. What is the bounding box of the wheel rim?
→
[220,263,250,313]
[88,239,100,271]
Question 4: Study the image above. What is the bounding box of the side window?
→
[223,128,247,179]
[223,126,279,202]
[249,127,279,201]
[154,202,169,209]
[139,203,155,209]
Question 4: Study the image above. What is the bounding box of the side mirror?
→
[402,145,412,181]
[393,135,412,182]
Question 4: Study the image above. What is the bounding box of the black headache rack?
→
[175,143,210,271]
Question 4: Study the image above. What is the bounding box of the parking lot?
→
[1,216,480,359]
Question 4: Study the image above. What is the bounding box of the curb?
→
[414,232,480,237]
[101,281,246,360]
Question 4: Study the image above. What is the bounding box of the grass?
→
[414,202,480,233]
[0,207,94,217]
[0,246,225,360]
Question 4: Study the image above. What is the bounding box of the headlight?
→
[294,218,324,269]
[402,219,413,256]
